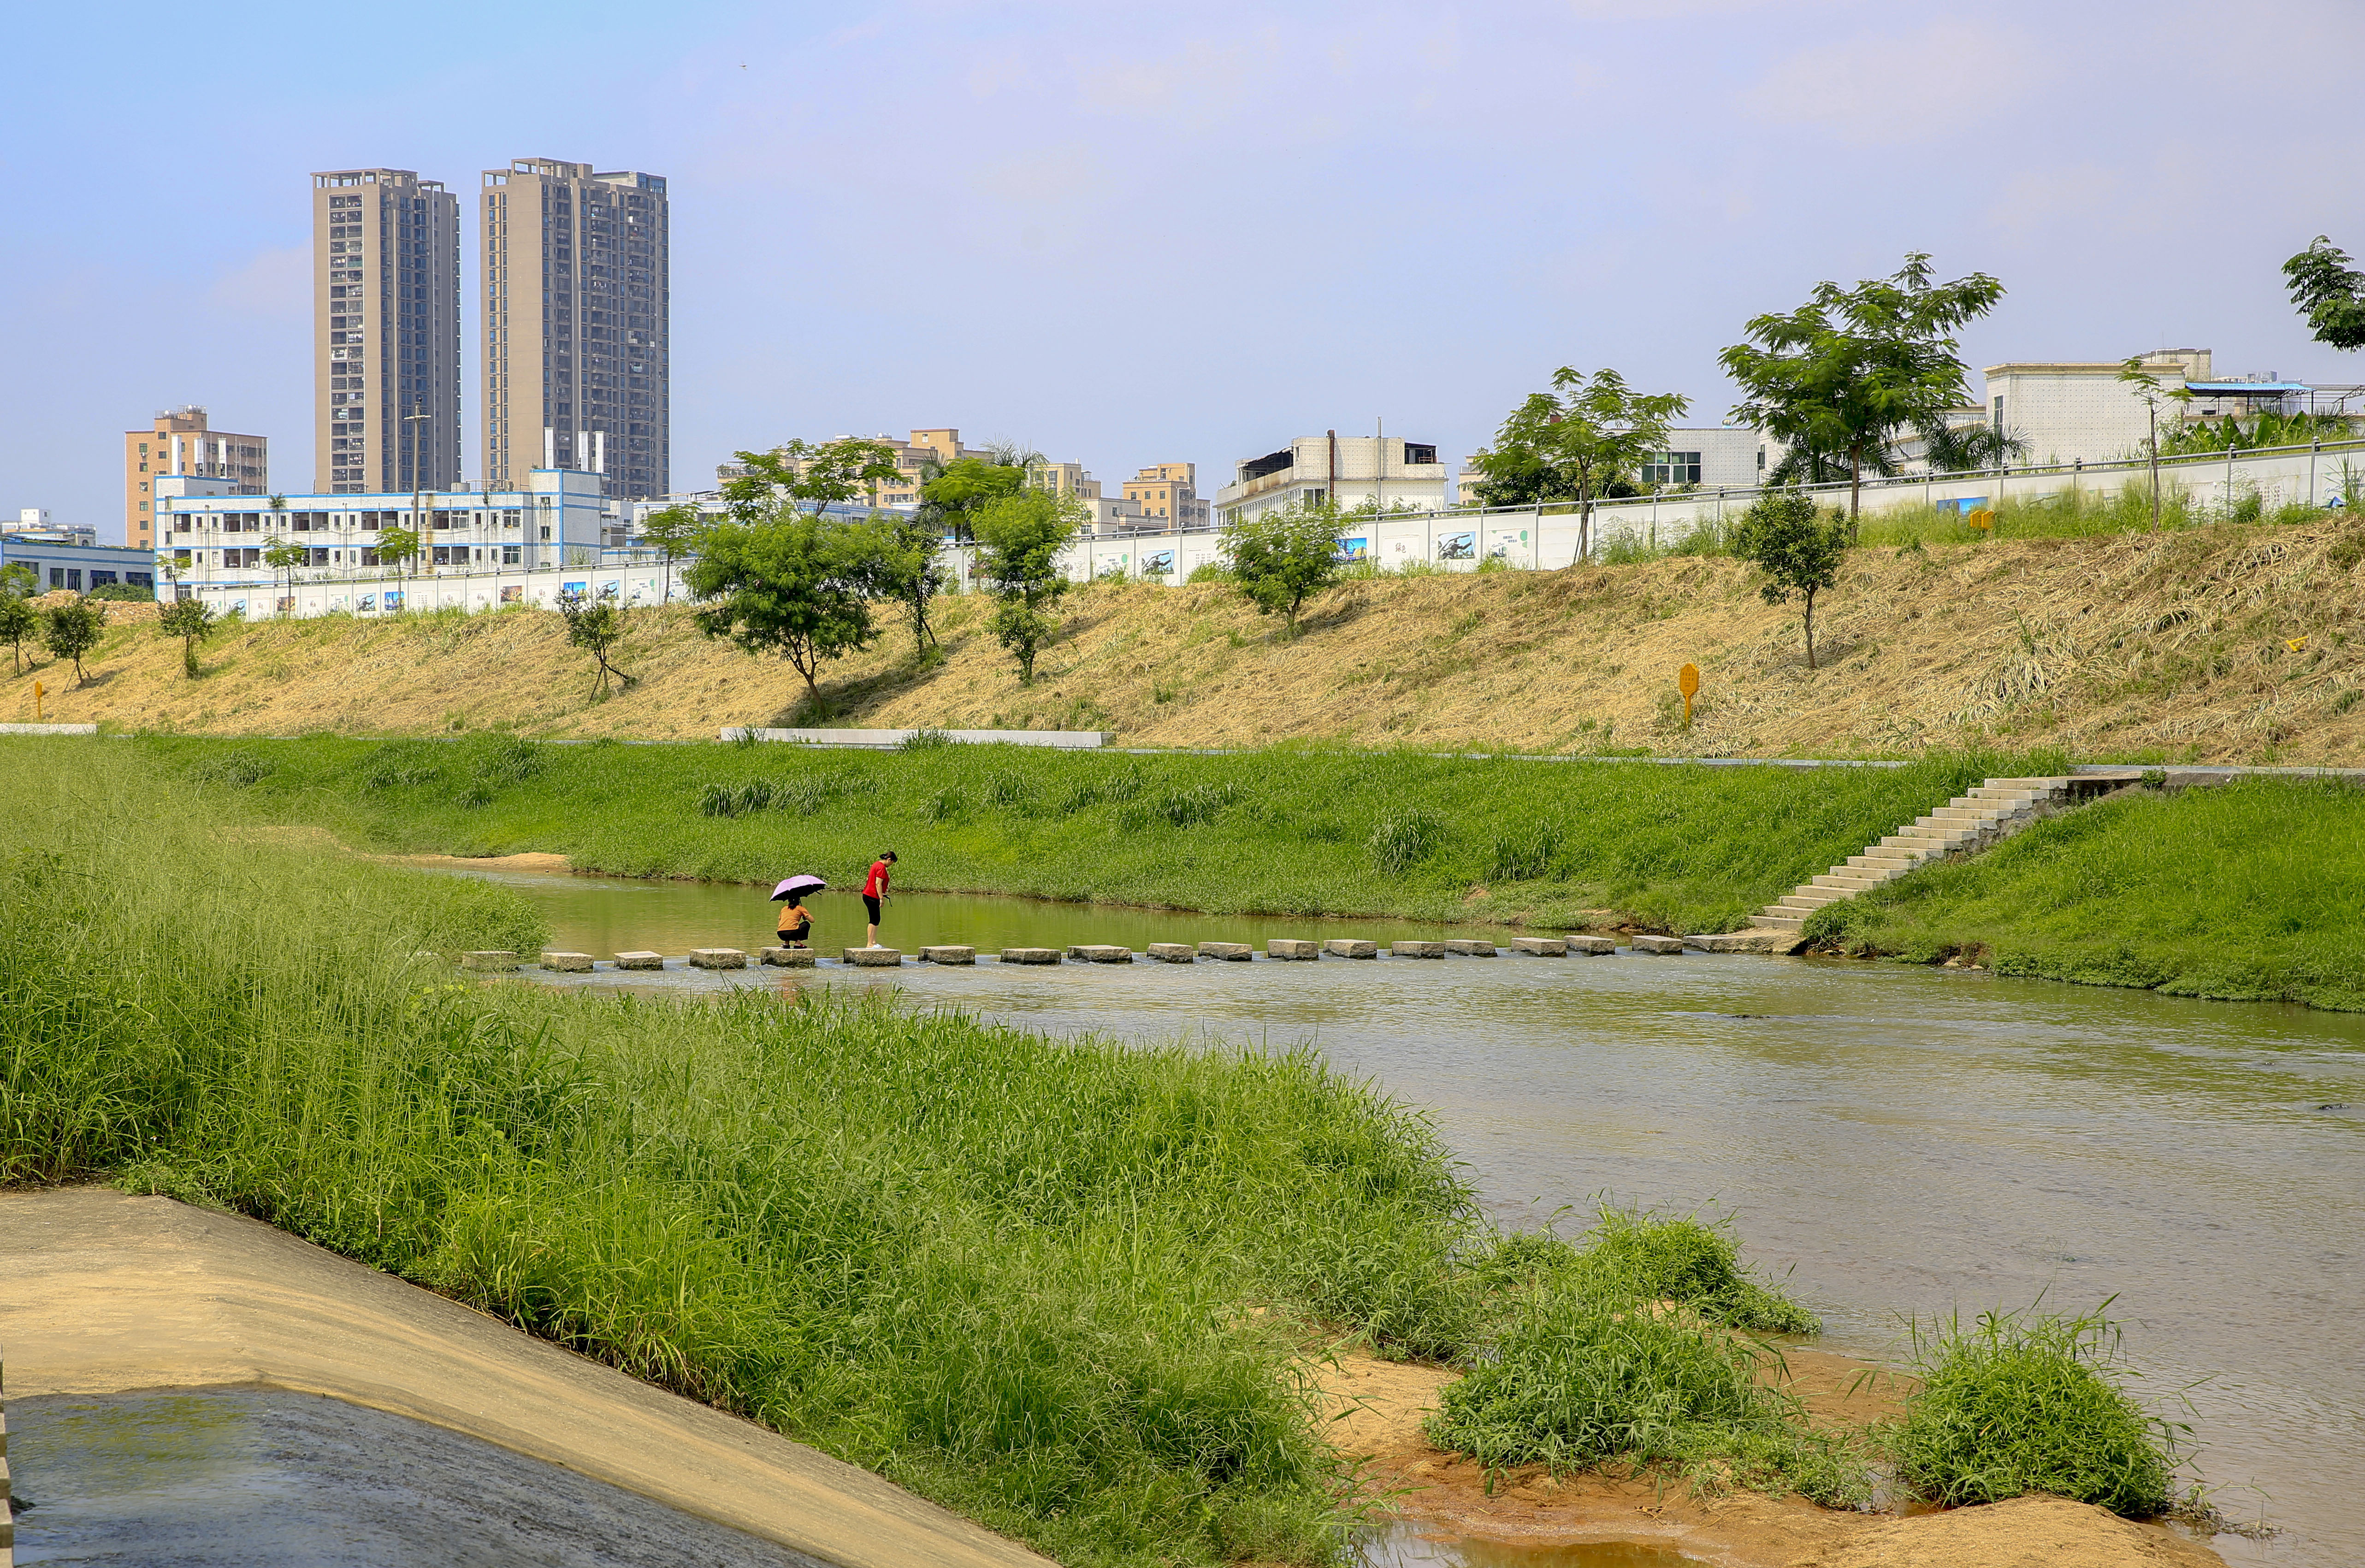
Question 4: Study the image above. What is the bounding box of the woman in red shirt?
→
[863,851,896,947]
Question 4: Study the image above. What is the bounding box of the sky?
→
[6,0,2363,539]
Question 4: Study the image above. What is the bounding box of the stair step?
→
[1847,853,1921,871]
[1779,891,1849,910]
[1749,914,1806,930]
[1814,872,1889,890]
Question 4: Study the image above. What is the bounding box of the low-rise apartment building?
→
[1216,434,1448,525]
[124,407,267,552]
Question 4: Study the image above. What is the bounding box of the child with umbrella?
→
[771,873,825,949]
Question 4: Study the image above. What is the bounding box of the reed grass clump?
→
[1888,1304,2180,1518]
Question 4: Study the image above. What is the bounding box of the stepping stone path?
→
[1509,937,1567,956]
[1001,947,1061,964]
[460,951,518,972]
[1147,943,1197,963]
[1323,939,1378,959]
[1567,936,1618,955]
[1630,935,1685,955]
[842,948,903,967]
[761,947,817,967]
[1069,944,1135,963]
[1197,942,1253,961]
[538,951,593,972]
[1391,941,1445,958]
[918,945,976,965]
[613,952,664,970]
[1267,939,1320,960]
[690,949,747,969]
[1443,940,1497,957]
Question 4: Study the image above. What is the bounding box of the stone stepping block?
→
[1267,939,1320,961]
[1630,935,1686,955]
[613,951,665,970]
[1567,935,1618,955]
[1443,940,1498,957]
[460,950,519,972]
[538,951,594,972]
[690,949,748,969]
[761,947,816,967]
[918,945,976,965]
[1323,939,1379,959]
[1197,942,1253,961]
[1146,943,1198,963]
[1001,947,1062,964]
[1390,941,1446,958]
[1509,937,1567,956]
[1069,944,1135,964]
[842,947,904,967]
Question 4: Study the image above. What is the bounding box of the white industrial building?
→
[1215,433,1449,525]
[1455,425,1766,503]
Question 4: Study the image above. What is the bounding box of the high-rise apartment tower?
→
[479,158,668,499]
[311,168,462,495]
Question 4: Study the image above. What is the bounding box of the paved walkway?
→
[0,1187,1052,1568]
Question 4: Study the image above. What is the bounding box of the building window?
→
[1641,452,1703,485]
[1992,396,2005,430]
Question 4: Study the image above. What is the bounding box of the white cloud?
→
[1744,19,2049,143]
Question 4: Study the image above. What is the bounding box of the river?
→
[465,867,2365,1567]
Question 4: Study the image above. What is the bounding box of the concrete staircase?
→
[1746,776,2088,938]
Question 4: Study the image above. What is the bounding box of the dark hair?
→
[881,850,898,862]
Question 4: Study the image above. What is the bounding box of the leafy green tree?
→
[556,591,633,696]
[857,510,949,652]
[1722,253,2004,536]
[2118,357,2194,531]
[725,439,908,520]
[685,513,877,712]
[1916,419,2027,475]
[920,455,1029,543]
[1467,367,1688,557]
[973,489,1083,684]
[1220,501,1343,632]
[0,563,38,675]
[638,502,706,603]
[40,596,106,685]
[1733,494,1847,672]
[262,535,307,617]
[376,525,422,577]
[2283,236,2365,353]
[158,596,218,678]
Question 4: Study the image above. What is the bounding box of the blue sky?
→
[6,0,2361,537]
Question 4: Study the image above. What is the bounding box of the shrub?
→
[471,736,546,785]
[1889,1304,2180,1518]
[1368,809,1446,874]
[1157,782,1237,828]
[192,749,276,787]
[1576,1208,1818,1334]
[89,583,156,602]
[361,740,445,791]
[1490,819,1563,882]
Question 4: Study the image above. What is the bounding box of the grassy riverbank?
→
[128,733,2043,935]
[1806,777,2365,1011]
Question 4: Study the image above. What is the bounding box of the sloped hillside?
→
[12,518,2365,764]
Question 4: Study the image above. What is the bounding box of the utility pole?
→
[404,406,432,580]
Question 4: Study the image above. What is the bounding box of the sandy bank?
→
[0,1187,1049,1568]
[1317,1350,2223,1568]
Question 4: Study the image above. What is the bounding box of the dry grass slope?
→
[13,519,2365,763]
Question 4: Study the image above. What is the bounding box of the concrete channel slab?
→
[1685,929,1805,955]
[918,946,976,965]
[1145,943,1197,963]
[0,1188,1053,1568]
[761,948,817,967]
[461,951,519,972]
[842,948,903,967]
[1000,948,1061,965]
[1267,940,1320,961]
[1197,942,1253,961]
[1323,939,1379,959]
[1442,940,1498,957]
[538,952,595,973]
[1567,936,1618,955]
[1630,935,1686,955]
[690,949,748,970]
[1390,941,1446,958]
[1509,937,1567,956]
[613,952,665,971]
[1068,945,1135,964]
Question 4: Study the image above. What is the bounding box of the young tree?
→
[973,489,1083,684]
[919,455,1029,543]
[40,597,106,685]
[2283,236,2365,353]
[376,525,423,577]
[0,563,37,675]
[158,595,219,678]
[262,535,306,618]
[1722,253,2004,536]
[1732,494,1847,672]
[556,591,633,696]
[858,510,949,652]
[724,439,908,521]
[1220,500,1343,632]
[638,502,706,603]
[685,513,877,712]
[1467,367,1689,558]
[2118,357,2194,531]
[1916,418,2028,475]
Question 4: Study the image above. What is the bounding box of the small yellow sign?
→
[33,680,45,721]
[1678,663,1699,729]
[1967,509,1996,532]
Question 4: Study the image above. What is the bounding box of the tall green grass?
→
[1805,778,2365,1011]
[125,734,2054,935]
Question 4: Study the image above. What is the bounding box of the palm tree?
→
[1916,419,2028,474]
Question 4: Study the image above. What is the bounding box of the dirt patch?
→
[1314,1350,2221,1568]
[390,850,574,873]
[9,521,2365,764]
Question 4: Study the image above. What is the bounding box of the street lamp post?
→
[404,406,432,585]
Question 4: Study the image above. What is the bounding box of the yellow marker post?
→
[1678,663,1699,729]
[33,680,44,721]
[2288,636,2308,653]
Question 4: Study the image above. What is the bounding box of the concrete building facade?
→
[480,159,670,501]
[1979,351,2209,467]
[1216,434,1448,525]
[124,407,266,551]
[1121,463,1210,531]
[1454,426,1764,506]
[313,168,462,496]
[1,527,157,595]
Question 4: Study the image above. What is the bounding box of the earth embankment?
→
[11,519,2365,763]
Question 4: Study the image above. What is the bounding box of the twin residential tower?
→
[309,159,668,503]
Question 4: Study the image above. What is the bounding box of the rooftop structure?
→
[1215,432,1447,525]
